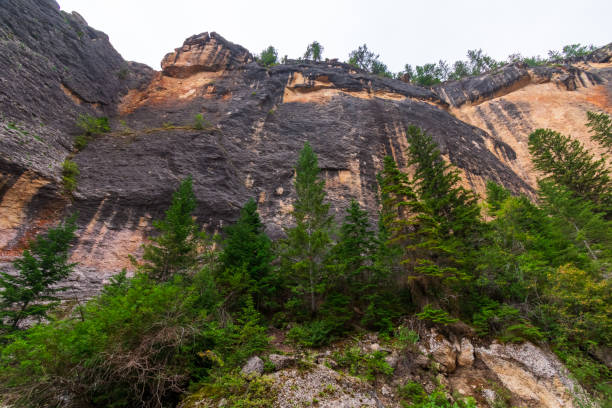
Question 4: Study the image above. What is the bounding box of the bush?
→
[257,46,278,67]
[61,159,79,193]
[76,115,110,135]
[287,320,335,348]
[193,113,205,130]
[416,305,458,326]
[74,115,109,150]
[398,382,477,408]
[333,347,393,382]
[0,271,268,408]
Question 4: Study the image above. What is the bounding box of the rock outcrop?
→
[161,32,253,77]
[0,0,610,298]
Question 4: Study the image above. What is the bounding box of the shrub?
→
[61,159,79,193]
[257,46,278,67]
[193,113,205,130]
[287,320,335,348]
[74,115,109,150]
[416,305,458,325]
[76,115,110,136]
[333,347,393,382]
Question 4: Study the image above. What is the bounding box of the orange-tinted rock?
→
[161,32,253,78]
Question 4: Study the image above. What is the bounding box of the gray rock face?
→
[0,0,154,179]
[241,356,264,377]
[1,1,610,301]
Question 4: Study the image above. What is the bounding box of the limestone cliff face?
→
[434,47,612,188]
[0,0,611,295]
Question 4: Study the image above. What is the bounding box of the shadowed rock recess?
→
[1,0,611,297]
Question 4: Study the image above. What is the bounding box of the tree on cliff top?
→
[0,216,77,332]
[257,45,278,67]
[304,41,324,62]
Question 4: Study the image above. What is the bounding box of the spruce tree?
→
[406,125,480,238]
[405,126,481,285]
[586,111,612,154]
[280,142,333,315]
[139,176,203,281]
[328,199,376,293]
[538,180,612,267]
[0,216,77,331]
[528,128,612,215]
[218,198,273,309]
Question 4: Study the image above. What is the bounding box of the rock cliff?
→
[1,0,611,299]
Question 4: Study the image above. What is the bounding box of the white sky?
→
[57,0,612,72]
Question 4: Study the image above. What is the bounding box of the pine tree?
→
[377,155,419,250]
[528,128,612,215]
[538,180,612,268]
[280,142,333,315]
[406,125,480,238]
[0,216,77,331]
[405,125,481,288]
[586,111,612,154]
[139,176,203,281]
[304,41,324,62]
[328,199,376,293]
[218,198,273,309]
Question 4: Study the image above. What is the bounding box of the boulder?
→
[457,338,474,367]
[268,354,296,370]
[241,356,264,377]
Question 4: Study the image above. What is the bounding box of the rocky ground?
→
[184,324,592,408]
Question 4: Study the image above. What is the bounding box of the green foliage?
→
[193,113,205,130]
[0,216,77,332]
[74,115,110,150]
[548,43,597,61]
[416,305,458,325]
[586,111,612,154]
[287,319,337,348]
[528,128,612,214]
[184,373,277,408]
[485,181,511,213]
[218,198,274,310]
[304,41,324,62]
[257,46,278,67]
[61,159,79,192]
[0,269,268,407]
[279,142,333,315]
[137,176,206,281]
[394,325,419,349]
[333,346,394,381]
[399,382,477,408]
[347,44,392,77]
[76,114,110,136]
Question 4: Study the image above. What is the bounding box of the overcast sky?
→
[56,0,611,72]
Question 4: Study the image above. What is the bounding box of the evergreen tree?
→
[538,181,612,268]
[528,128,612,214]
[586,111,612,154]
[404,125,481,291]
[328,199,376,294]
[139,176,203,281]
[218,198,273,309]
[304,41,324,62]
[0,216,77,331]
[376,155,419,252]
[280,142,333,315]
[406,125,480,238]
[257,46,278,67]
